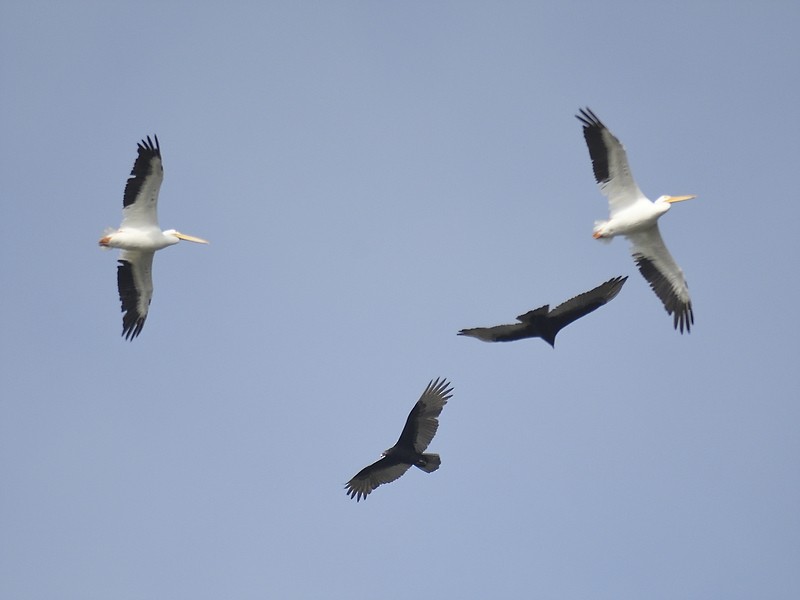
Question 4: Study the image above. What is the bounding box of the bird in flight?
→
[576,107,695,333]
[458,276,627,347]
[345,378,453,502]
[99,136,208,340]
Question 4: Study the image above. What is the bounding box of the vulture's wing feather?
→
[546,276,627,331]
[396,378,453,454]
[345,457,412,502]
[457,322,532,342]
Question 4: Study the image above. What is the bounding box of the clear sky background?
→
[2,2,798,599]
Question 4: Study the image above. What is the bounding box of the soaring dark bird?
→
[99,136,209,340]
[576,107,695,333]
[458,276,627,347]
[345,378,453,502]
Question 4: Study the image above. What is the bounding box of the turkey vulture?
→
[458,276,627,347]
[345,378,453,502]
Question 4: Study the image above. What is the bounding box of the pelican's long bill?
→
[664,195,696,204]
[174,232,210,244]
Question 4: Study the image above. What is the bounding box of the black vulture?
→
[345,378,453,502]
[458,276,627,347]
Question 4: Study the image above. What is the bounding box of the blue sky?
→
[2,2,799,598]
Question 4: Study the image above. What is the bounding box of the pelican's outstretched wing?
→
[117,250,154,340]
[120,136,163,230]
[627,227,693,333]
[576,108,645,216]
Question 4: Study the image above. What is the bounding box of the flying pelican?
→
[99,135,208,340]
[458,276,627,347]
[576,108,695,333]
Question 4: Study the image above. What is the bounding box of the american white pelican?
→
[576,108,695,333]
[99,135,208,340]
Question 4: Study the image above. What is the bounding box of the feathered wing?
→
[459,277,627,347]
[457,322,532,342]
[117,250,154,340]
[458,307,547,342]
[396,378,453,454]
[546,276,628,331]
[345,457,413,502]
[627,227,693,333]
[120,135,163,230]
[576,108,644,216]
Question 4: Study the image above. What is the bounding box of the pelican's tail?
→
[98,227,116,250]
[593,220,613,244]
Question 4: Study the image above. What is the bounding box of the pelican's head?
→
[656,194,696,206]
[164,229,210,244]
[652,195,695,218]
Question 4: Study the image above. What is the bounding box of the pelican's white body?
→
[101,228,182,252]
[593,196,671,239]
